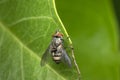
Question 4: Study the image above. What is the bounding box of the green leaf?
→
[56,0,119,80]
[0,0,77,80]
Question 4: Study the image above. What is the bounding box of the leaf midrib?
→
[0,22,66,80]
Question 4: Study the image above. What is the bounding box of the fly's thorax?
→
[55,38,61,44]
[53,37,62,45]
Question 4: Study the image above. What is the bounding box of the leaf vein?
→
[8,16,53,27]
[20,46,24,80]
[26,21,51,45]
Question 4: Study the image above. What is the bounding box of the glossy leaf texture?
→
[0,0,78,80]
[56,0,119,80]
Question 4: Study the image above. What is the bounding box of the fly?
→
[40,30,72,67]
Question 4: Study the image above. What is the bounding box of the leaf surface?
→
[0,0,77,80]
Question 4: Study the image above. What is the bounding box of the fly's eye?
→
[55,36,59,38]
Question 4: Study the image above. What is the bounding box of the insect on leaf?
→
[0,0,78,80]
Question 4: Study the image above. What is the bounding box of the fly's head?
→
[52,30,63,39]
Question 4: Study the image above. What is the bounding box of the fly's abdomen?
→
[52,52,62,64]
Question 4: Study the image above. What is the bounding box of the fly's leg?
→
[66,36,81,80]
[71,46,81,80]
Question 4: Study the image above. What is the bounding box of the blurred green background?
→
[56,0,119,80]
[113,0,120,27]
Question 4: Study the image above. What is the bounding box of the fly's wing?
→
[40,45,50,66]
[62,49,72,67]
